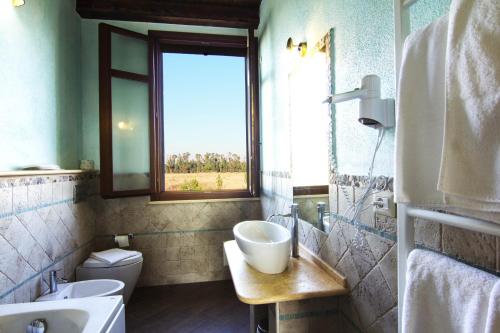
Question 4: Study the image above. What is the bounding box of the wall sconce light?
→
[117,121,134,131]
[12,0,25,7]
[286,37,307,57]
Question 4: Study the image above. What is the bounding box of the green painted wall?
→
[259,0,449,177]
[0,0,82,170]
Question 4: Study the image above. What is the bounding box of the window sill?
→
[148,196,260,205]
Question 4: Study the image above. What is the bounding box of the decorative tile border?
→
[332,174,393,192]
[262,170,291,179]
[0,172,98,188]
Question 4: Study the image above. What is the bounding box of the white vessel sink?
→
[233,220,291,274]
[36,279,124,302]
[0,296,124,333]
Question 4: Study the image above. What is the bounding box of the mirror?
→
[289,32,332,233]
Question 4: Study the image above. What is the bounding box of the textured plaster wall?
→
[259,0,450,178]
[0,0,82,171]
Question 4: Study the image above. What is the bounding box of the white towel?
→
[485,281,500,333]
[90,248,139,265]
[438,0,500,212]
[395,15,449,206]
[403,249,499,333]
[394,10,500,223]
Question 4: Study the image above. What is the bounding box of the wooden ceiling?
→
[76,0,262,29]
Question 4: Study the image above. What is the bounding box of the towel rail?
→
[397,205,500,333]
[407,207,500,237]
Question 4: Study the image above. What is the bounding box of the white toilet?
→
[76,251,143,304]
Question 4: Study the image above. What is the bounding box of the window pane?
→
[111,32,148,75]
[163,53,247,192]
[111,77,150,191]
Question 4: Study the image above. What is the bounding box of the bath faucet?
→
[266,204,300,258]
[317,202,330,232]
[266,212,291,221]
[49,270,67,294]
[290,203,299,258]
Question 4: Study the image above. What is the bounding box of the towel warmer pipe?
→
[397,203,500,333]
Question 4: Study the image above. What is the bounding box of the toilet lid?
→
[82,252,143,268]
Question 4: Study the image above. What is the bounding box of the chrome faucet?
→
[317,202,330,232]
[266,203,300,258]
[290,203,299,258]
[49,270,67,294]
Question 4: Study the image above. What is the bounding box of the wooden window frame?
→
[293,185,329,196]
[149,30,260,201]
[99,23,151,198]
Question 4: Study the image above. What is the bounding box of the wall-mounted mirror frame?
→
[289,29,335,234]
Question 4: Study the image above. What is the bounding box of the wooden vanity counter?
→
[224,240,349,305]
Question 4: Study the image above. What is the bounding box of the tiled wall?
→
[0,173,96,304]
[294,175,500,333]
[305,177,398,332]
[93,196,262,286]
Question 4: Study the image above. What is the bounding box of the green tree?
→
[216,174,223,190]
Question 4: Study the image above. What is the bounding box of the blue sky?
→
[163,53,247,159]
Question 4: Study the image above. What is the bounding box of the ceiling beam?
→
[76,0,260,29]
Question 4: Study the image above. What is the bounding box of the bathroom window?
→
[162,53,247,193]
[99,24,151,198]
[150,31,260,201]
[100,26,259,199]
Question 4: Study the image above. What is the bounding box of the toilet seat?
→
[82,253,143,268]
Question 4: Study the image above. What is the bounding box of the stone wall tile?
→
[28,184,42,209]
[319,221,348,268]
[298,219,312,244]
[329,184,339,215]
[365,233,394,262]
[374,215,397,235]
[339,296,363,331]
[367,306,397,333]
[414,218,441,251]
[52,182,63,202]
[13,185,28,212]
[14,283,30,303]
[442,225,496,270]
[355,187,375,228]
[349,234,378,280]
[351,267,395,329]
[379,246,397,301]
[41,183,52,205]
[0,187,13,216]
[338,186,354,215]
[336,249,361,288]
[0,271,15,298]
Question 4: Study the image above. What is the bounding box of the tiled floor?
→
[126,280,250,333]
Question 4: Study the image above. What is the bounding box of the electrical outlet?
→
[373,192,396,217]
